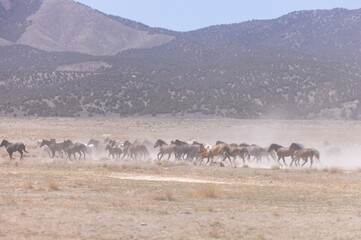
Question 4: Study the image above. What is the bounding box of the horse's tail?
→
[22,144,29,153]
[312,148,321,166]
[81,144,87,153]
[313,149,320,160]
[245,148,250,160]
[223,145,230,156]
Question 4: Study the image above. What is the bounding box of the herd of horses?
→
[0,138,321,168]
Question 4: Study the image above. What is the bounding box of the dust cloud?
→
[1,117,361,170]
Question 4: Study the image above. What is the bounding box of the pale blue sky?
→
[76,0,361,31]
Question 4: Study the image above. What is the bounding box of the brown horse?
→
[154,139,177,160]
[198,144,231,166]
[292,148,320,168]
[0,140,28,160]
[228,146,250,166]
[268,143,304,166]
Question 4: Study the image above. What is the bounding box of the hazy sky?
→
[76,0,361,31]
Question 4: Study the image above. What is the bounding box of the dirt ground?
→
[1,117,361,239]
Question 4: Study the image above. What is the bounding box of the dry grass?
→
[24,182,34,191]
[149,188,176,201]
[47,181,59,191]
[164,188,176,201]
[329,167,343,174]
[196,184,223,198]
[208,229,222,239]
[206,205,215,212]
[160,160,177,167]
[270,165,280,170]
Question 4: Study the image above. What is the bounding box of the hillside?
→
[0,1,360,119]
[0,0,174,55]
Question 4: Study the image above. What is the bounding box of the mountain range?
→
[1,0,361,120]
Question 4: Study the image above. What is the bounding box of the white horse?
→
[36,139,52,158]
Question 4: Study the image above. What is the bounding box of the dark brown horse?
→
[228,146,250,166]
[0,140,28,160]
[63,140,87,160]
[105,144,122,159]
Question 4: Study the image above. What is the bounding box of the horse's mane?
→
[239,143,250,147]
[156,139,167,145]
[268,143,283,152]
[216,140,226,145]
[290,143,304,150]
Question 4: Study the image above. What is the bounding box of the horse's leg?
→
[8,150,13,160]
[290,157,295,167]
[157,153,162,160]
[19,150,23,160]
[226,156,233,167]
[277,156,282,166]
[282,157,288,166]
[204,157,210,166]
[310,157,313,168]
[46,149,52,158]
[233,157,237,167]
[301,157,308,167]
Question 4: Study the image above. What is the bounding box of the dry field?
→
[1,117,361,239]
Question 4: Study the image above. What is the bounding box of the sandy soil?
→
[1,117,361,239]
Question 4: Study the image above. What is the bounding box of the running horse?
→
[292,148,320,168]
[154,139,178,160]
[268,143,304,166]
[198,144,231,166]
[123,140,149,160]
[0,140,28,160]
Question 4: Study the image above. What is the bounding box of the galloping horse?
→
[228,146,250,166]
[154,139,177,160]
[105,144,122,159]
[63,140,87,160]
[198,144,231,166]
[292,148,320,168]
[268,143,304,166]
[246,145,275,163]
[36,139,52,158]
[40,139,64,158]
[123,140,149,160]
[0,140,28,160]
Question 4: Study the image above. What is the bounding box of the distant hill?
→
[0,0,174,55]
[0,0,361,120]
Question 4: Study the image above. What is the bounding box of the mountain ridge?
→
[0,1,361,120]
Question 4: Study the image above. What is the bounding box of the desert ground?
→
[1,117,361,239]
